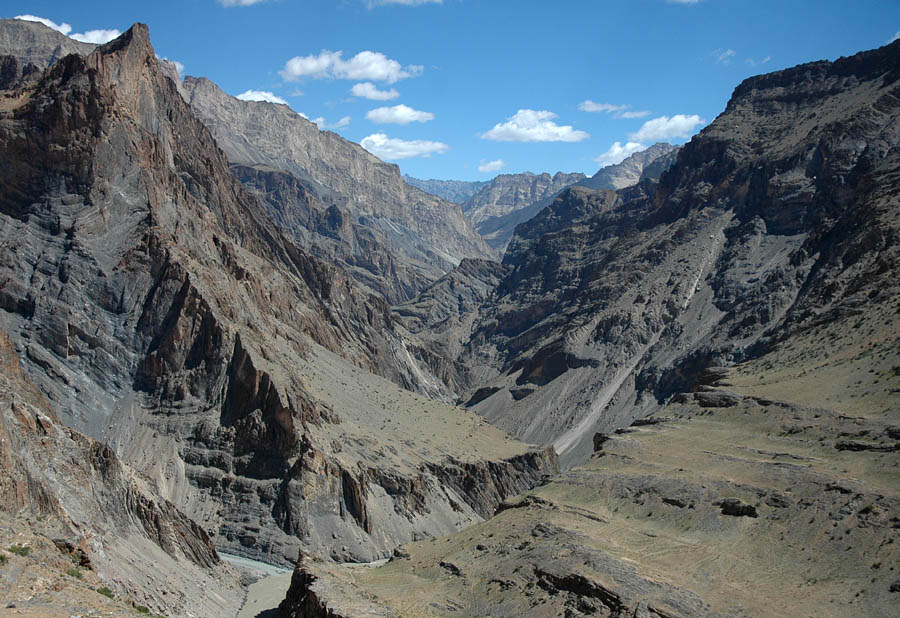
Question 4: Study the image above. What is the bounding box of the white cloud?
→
[889,31,899,44]
[280,50,423,83]
[360,133,448,159]
[366,104,434,124]
[667,0,702,3]
[219,0,267,6]
[351,82,400,100]
[367,0,443,5]
[713,48,736,65]
[15,15,119,43]
[745,56,771,68]
[312,116,352,130]
[237,90,289,105]
[578,100,651,119]
[478,159,505,173]
[629,114,705,142]
[15,15,72,35]
[70,28,120,43]
[481,109,589,143]
[578,101,627,114]
[594,141,646,167]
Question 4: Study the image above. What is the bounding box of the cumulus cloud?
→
[70,29,120,43]
[351,82,400,100]
[594,141,646,167]
[312,116,352,130]
[366,104,434,124]
[713,48,736,65]
[578,100,651,119]
[360,133,448,159]
[629,114,704,142]
[237,90,289,105]
[219,0,267,6]
[15,15,72,34]
[745,56,771,68]
[15,15,120,44]
[478,159,505,173]
[481,110,589,143]
[280,50,423,83]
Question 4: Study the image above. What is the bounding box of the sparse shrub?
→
[0,554,7,565]
[66,567,83,579]
[135,605,150,614]
[96,586,115,599]
[7,545,30,557]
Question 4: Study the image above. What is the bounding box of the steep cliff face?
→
[403,176,487,204]
[458,40,900,466]
[182,77,495,303]
[461,171,585,253]
[467,146,676,255]
[577,142,678,191]
[0,18,95,69]
[0,23,557,570]
[0,332,243,616]
[463,171,587,225]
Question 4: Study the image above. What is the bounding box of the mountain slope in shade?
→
[0,332,243,617]
[403,176,488,204]
[182,77,495,304]
[456,39,900,466]
[466,145,676,255]
[0,22,556,572]
[461,171,585,253]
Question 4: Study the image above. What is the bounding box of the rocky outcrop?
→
[392,258,508,394]
[463,171,586,226]
[182,76,495,303]
[0,22,556,572]
[577,142,678,191]
[403,176,488,204]
[0,18,95,69]
[466,145,677,255]
[461,171,585,253]
[281,382,900,617]
[458,40,900,466]
[0,331,242,616]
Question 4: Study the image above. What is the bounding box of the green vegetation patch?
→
[7,544,31,557]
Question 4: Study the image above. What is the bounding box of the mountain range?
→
[0,16,897,618]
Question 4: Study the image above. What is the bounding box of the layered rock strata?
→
[0,23,557,570]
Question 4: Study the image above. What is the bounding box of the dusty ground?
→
[289,303,900,617]
[0,514,149,617]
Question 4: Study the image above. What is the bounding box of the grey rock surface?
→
[462,171,585,253]
[455,40,900,467]
[0,22,557,573]
[0,332,244,617]
[403,176,488,204]
[577,142,678,191]
[182,76,495,303]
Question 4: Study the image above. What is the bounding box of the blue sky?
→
[7,1,898,180]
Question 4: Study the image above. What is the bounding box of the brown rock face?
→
[0,331,242,616]
[182,76,495,304]
[0,22,556,571]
